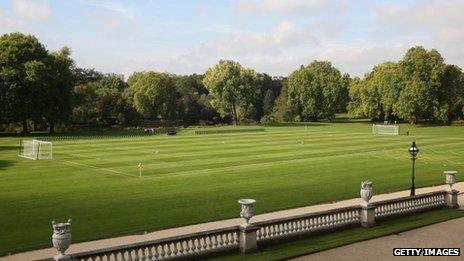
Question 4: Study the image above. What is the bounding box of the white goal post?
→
[18,139,53,160]
[372,124,400,135]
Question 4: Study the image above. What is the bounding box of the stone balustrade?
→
[48,171,460,260]
[373,191,447,220]
[71,227,239,261]
[255,206,361,242]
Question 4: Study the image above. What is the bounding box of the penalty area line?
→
[57,159,137,178]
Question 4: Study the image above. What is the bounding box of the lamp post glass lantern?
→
[408,141,419,196]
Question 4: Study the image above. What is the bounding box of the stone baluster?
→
[270,226,274,238]
[181,240,189,254]
[259,227,265,239]
[275,224,281,235]
[210,236,217,250]
[197,237,204,251]
[304,219,310,231]
[158,244,165,259]
[229,232,235,245]
[147,246,154,259]
[205,236,212,250]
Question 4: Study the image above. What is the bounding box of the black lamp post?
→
[408,141,419,196]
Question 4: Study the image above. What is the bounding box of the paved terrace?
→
[294,217,464,261]
[2,182,463,261]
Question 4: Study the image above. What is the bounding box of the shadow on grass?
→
[329,118,371,123]
[264,122,330,127]
[0,145,18,152]
[0,160,14,170]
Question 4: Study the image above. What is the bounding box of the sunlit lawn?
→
[0,122,463,254]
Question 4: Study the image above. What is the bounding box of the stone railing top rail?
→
[69,225,239,258]
[253,205,361,227]
[371,190,447,206]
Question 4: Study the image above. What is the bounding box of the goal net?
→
[18,140,53,160]
[372,124,400,135]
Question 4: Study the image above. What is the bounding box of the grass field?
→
[0,122,463,255]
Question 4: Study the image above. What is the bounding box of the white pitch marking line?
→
[58,153,102,161]
[58,159,136,178]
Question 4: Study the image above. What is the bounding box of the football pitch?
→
[1,123,463,254]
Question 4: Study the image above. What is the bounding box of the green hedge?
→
[194,128,265,135]
[34,128,182,141]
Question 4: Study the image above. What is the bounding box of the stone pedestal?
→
[360,205,376,228]
[445,190,459,208]
[239,224,259,254]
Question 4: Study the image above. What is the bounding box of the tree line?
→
[1,33,463,133]
[347,47,464,124]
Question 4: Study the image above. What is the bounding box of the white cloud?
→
[122,22,321,77]
[233,0,347,15]
[14,0,459,80]
[197,22,319,56]
[82,0,136,19]
[374,0,464,70]
[314,43,415,77]
[98,27,412,78]
[81,0,139,30]
[377,0,463,30]
[76,0,464,79]
[12,0,50,19]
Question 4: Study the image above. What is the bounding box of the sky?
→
[1,0,463,78]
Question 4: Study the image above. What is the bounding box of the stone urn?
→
[238,199,256,225]
[444,171,457,191]
[52,219,72,260]
[360,181,373,206]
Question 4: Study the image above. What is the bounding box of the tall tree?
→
[73,67,103,85]
[262,89,275,116]
[394,47,446,124]
[93,74,127,125]
[350,62,403,121]
[203,60,260,125]
[174,74,220,126]
[126,71,179,120]
[42,47,75,133]
[348,47,464,124]
[434,64,464,122]
[347,77,364,118]
[0,33,48,133]
[71,72,130,126]
[337,73,351,113]
[72,82,99,125]
[273,80,294,122]
[255,73,283,120]
[287,61,345,121]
